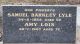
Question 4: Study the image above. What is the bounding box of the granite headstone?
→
[3,6,76,44]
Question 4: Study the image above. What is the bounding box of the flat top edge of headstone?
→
[1,5,77,7]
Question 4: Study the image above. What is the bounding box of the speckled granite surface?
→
[3,6,76,44]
